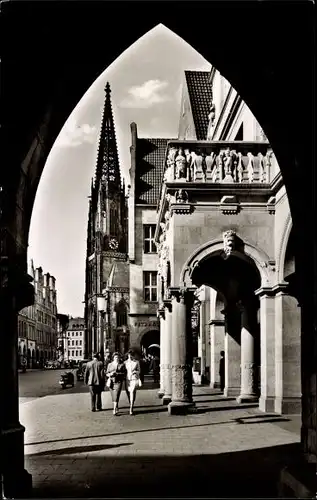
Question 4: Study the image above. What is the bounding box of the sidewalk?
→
[20,384,301,498]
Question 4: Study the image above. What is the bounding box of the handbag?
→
[138,378,142,388]
[106,377,113,389]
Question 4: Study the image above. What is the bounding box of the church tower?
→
[84,83,129,360]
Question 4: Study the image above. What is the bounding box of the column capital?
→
[169,286,196,305]
[163,299,172,312]
[255,283,290,298]
[0,259,34,310]
[157,308,165,320]
[209,319,225,326]
[254,286,276,298]
[272,282,290,295]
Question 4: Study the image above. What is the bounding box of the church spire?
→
[95,82,121,195]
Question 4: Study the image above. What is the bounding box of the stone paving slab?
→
[19,385,301,498]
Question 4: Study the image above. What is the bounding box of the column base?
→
[162,395,172,405]
[278,463,315,498]
[3,468,33,498]
[236,394,259,404]
[168,401,195,415]
[210,381,221,389]
[157,390,164,399]
[259,395,276,412]
[274,396,302,415]
[224,386,240,397]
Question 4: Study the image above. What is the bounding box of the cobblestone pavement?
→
[20,382,301,498]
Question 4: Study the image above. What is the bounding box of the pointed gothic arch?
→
[0,4,315,497]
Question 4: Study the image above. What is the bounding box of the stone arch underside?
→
[179,238,274,289]
[2,2,311,264]
[277,214,293,282]
[136,328,160,349]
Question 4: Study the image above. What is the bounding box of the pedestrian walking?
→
[219,350,225,393]
[106,352,126,416]
[124,350,141,415]
[84,352,105,412]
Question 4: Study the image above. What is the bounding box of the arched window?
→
[116,300,128,327]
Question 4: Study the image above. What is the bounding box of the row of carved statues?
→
[164,146,272,184]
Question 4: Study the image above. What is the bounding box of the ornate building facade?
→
[84,83,129,359]
[85,71,299,419]
[18,260,58,367]
[57,317,85,362]
[155,69,300,417]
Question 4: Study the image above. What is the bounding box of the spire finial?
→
[105,81,111,96]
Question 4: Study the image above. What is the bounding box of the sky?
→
[28,24,211,317]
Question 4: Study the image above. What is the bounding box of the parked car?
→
[59,371,75,389]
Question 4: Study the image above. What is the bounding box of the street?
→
[19,368,84,401]
[19,370,301,498]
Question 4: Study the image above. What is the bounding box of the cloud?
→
[119,79,172,109]
[56,118,98,148]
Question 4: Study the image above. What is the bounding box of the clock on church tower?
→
[109,237,119,250]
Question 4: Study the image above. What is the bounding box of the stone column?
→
[209,319,225,388]
[168,288,195,415]
[198,298,206,383]
[158,308,166,398]
[0,258,33,497]
[162,300,172,405]
[223,307,241,397]
[274,284,301,414]
[237,303,258,403]
[255,287,276,412]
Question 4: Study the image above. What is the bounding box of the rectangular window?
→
[143,271,158,302]
[75,350,78,357]
[143,225,157,254]
[76,332,78,336]
[72,350,74,357]
[68,340,70,346]
[79,340,82,346]
[75,340,78,346]
[72,340,74,346]
[79,350,82,356]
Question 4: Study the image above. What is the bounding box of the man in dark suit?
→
[84,352,105,412]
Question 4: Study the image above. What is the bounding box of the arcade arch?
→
[139,329,160,357]
[0,3,315,497]
[191,251,262,403]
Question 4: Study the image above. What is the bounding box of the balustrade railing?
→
[163,141,274,185]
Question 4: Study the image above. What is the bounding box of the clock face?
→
[109,238,119,250]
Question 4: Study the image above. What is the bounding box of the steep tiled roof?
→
[185,71,213,140]
[135,138,171,205]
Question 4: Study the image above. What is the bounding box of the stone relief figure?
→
[184,149,193,181]
[237,152,243,183]
[175,148,187,180]
[164,146,178,182]
[223,230,236,258]
[224,148,235,177]
[176,189,189,203]
[247,152,254,183]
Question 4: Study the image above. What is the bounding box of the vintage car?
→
[59,371,75,389]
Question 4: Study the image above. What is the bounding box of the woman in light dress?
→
[106,352,126,415]
[124,350,141,415]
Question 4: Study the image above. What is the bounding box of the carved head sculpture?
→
[176,189,188,203]
[223,230,236,257]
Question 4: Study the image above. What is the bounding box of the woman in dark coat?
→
[106,352,126,415]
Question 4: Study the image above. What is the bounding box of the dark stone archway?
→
[140,330,160,356]
[0,1,315,497]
